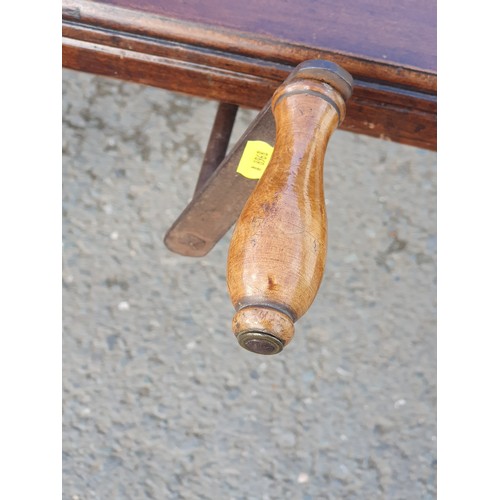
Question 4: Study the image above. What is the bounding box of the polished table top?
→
[101,0,436,72]
[62,0,436,149]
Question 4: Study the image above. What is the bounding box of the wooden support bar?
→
[194,103,239,195]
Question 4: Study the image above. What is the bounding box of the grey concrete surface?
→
[62,69,436,500]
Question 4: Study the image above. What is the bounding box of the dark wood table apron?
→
[62,0,436,150]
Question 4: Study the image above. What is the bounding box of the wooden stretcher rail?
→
[62,0,436,150]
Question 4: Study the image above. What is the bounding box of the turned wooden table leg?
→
[227,61,353,354]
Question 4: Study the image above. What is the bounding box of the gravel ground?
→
[62,69,436,500]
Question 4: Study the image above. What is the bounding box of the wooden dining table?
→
[62,0,436,151]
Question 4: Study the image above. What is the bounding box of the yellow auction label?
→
[236,140,274,180]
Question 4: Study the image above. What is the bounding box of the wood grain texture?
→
[97,0,436,72]
[227,79,346,349]
[62,0,436,149]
